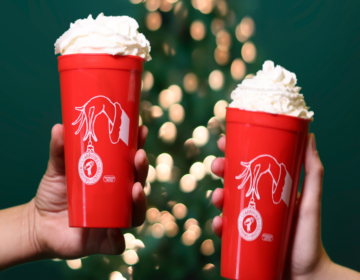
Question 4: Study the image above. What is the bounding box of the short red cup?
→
[58,54,143,228]
[221,108,310,280]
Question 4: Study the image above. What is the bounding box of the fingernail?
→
[311,134,316,151]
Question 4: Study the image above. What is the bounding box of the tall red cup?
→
[58,54,143,228]
[221,108,310,280]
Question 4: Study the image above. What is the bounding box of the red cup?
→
[221,108,310,280]
[58,54,143,228]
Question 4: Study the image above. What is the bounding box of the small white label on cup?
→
[103,175,116,183]
[262,233,273,242]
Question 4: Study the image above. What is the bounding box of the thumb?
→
[46,124,65,176]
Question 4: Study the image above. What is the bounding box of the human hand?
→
[28,124,148,259]
[211,134,331,280]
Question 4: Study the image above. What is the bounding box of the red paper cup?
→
[58,54,143,228]
[221,108,310,280]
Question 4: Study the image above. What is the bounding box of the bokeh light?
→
[192,0,214,14]
[216,30,231,51]
[130,0,142,4]
[214,100,228,119]
[139,115,143,126]
[144,182,151,196]
[214,48,230,65]
[169,104,185,124]
[147,208,160,224]
[159,122,177,143]
[142,71,154,92]
[181,230,197,246]
[200,239,215,255]
[151,106,163,118]
[164,222,179,237]
[190,162,206,180]
[183,73,198,93]
[159,211,175,225]
[156,163,172,182]
[151,223,165,238]
[180,174,197,192]
[188,224,202,239]
[190,20,206,41]
[211,18,225,35]
[245,73,254,79]
[172,203,188,219]
[207,117,221,134]
[123,250,139,265]
[160,0,173,12]
[216,0,228,16]
[174,2,188,18]
[167,0,178,3]
[147,165,156,183]
[206,190,213,198]
[241,42,257,63]
[163,42,176,56]
[124,233,136,249]
[168,85,183,103]
[240,16,255,38]
[156,153,174,169]
[145,0,161,11]
[66,259,81,269]
[203,155,216,174]
[231,58,246,80]
[209,70,225,91]
[184,138,200,158]
[203,263,215,271]
[146,12,162,31]
[184,218,199,230]
[110,271,127,280]
[192,126,210,147]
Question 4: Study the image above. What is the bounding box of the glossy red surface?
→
[221,108,310,280]
[58,54,143,228]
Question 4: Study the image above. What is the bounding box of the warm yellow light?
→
[130,0,142,4]
[124,233,136,249]
[139,115,143,126]
[209,70,224,91]
[241,42,256,63]
[190,20,206,41]
[184,218,199,230]
[146,12,162,31]
[188,224,202,239]
[164,221,179,237]
[151,106,164,118]
[192,0,214,14]
[159,89,173,109]
[240,16,255,38]
[144,182,151,196]
[184,138,200,158]
[156,153,174,169]
[245,73,254,79]
[147,165,156,183]
[206,190,213,198]
[214,100,228,119]
[159,211,176,225]
[216,0,228,16]
[235,24,248,43]
[110,271,127,280]
[200,239,215,255]
[183,73,198,93]
[181,230,197,246]
[216,30,231,51]
[169,104,185,124]
[159,122,177,143]
[180,174,197,193]
[156,163,172,182]
[132,239,145,249]
[172,203,188,219]
[203,155,216,174]
[211,18,225,36]
[173,2,188,18]
[145,0,161,11]
[167,0,178,3]
[207,117,220,134]
[214,48,229,65]
[160,0,173,12]
[66,259,81,270]
[203,263,215,271]
[142,71,154,92]
[146,208,160,224]
[151,223,165,238]
[168,85,183,103]
[123,250,139,265]
[231,58,246,80]
[190,162,206,180]
[192,126,210,147]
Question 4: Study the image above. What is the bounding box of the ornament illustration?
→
[236,155,292,241]
[72,95,130,185]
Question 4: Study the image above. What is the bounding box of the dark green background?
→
[0,0,359,279]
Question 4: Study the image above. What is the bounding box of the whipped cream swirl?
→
[229,60,313,119]
[55,13,151,61]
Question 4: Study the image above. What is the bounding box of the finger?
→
[137,125,148,150]
[132,182,147,227]
[211,158,225,178]
[218,136,226,152]
[212,188,224,211]
[46,124,65,176]
[212,216,223,238]
[107,229,126,255]
[135,149,149,187]
[298,134,324,219]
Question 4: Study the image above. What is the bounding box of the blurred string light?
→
[184,218,198,230]
[180,174,197,192]
[146,12,162,31]
[163,43,176,56]
[167,0,178,3]
[174,2,188,18]
[206,190,213,198]
[231,58,246,81]
[147,208,160,223]
[203,155,216,174]
[193,126,209,147]
[160,0,173,12]
[159,122,177,143]
[66,259,81,270]
[215,0,228,16]
[139,115,143,126]
[211,18,225,36]
[145,0,161,11]
[142,71,154,92]
[203,263,215,271]
[245,73,254,79]
[164,221,179,237]
[235,16,255,43]
[147,165,156,183]
[191,0,214,14]
[129,0,143,4]
[214,100,228,120]
[159,211,175,225]
[143,182,151,196]
[181,230,197,246]
[209,70,225,91]
[109,271,127,280]
[151,223,165,238]
[123,250,139,265]
[200,239,215,255]
[188,224,202,239]
[216,30,231,51]
[214,48,229,65]
[159,85,182,109]
[184,138,200,158]
[207,117,221,134]
[169,104,185,124]
[156,163,172,182]
[151,105,163,118]
[241,42,257,63]
[190,20,206,41]
[183,73,198,93]
[156,153,174,169]
[172,203,188,219]
[124,233,136,249]
[190,162,206,180]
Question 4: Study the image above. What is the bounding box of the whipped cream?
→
[55,13,151,61]
[229,60,313,119]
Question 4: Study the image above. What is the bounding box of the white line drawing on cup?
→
[236,155,292,241]
[72,95,130,185]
